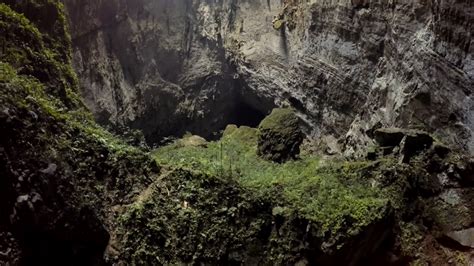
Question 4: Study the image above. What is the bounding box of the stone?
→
[323,135,341,155]
[223,125,258,144]
[445,228,474,249]
[257,108,303,163]
[223,125,238,137]
[39,163,57,175]
[273,19,285,30]
[373,128,434,163]
[399,130,434,163]
[178,135,208,148]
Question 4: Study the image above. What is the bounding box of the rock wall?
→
[63,0,474,154]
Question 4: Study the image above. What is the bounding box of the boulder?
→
[257,108,303,163]
[223,125,258,144]
[445,228,474,249]
[223,124,238,137]
[178,135,208,148]
[399,130,434,163]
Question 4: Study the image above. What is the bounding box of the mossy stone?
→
[257,108,303,163]
[273,19,284,30]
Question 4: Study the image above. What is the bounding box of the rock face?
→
[63,0,474,153]
[373,128,435,162]
[62,0,275,143]
[445,228,474,249]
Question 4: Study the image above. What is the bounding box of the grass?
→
[153,126,388,239]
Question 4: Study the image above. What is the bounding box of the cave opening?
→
[191,81,277,142]
[203,94,273,141]
[228,99,268,129]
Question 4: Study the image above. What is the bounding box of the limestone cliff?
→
[64,0,473,155]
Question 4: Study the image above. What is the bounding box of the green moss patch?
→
[257,108,304,163]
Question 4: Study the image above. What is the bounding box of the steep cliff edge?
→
[64,0,473,154]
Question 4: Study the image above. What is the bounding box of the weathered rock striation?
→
[64,0,473,155]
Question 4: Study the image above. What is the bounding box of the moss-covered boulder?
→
[223,124,258,144]
[257,108,303,163]
[177,134,208,148]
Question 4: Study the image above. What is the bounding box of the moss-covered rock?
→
[177,134,208,148]
[223,124,258,144]
[257,108,303,163]
[118,169,275,265]
[0,2,157,264]
[273,19,285,30]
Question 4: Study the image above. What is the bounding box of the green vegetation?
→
[273,19,285,30]
[0,2,157,263]
[150,112,474,264]
[0,1,145,155]
[0,1,81,108]
[154,125,388,241]
[119,169,274,264]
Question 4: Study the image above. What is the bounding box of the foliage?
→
[153,125,388,244]
[119,169,274,264]
[0,2,157,264]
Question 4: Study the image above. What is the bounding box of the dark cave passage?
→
[132,76,276,145]
[228,99,267,128]
[203,93,274,141]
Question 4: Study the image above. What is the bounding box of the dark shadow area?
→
[228,99,267,128]
[288,96,305,112]
[203,92,273,141]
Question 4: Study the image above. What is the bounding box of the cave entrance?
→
[203,88,275,141]
[228,99,267,128]
[205,97,271,141]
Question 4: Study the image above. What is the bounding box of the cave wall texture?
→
[63,0,473,154]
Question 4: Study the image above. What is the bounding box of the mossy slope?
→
[0,2,157,264]
[152,124,474,265]
[150,126,390,264]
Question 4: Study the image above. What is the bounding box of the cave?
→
[201,91,274,141]
[228,99,268,128]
